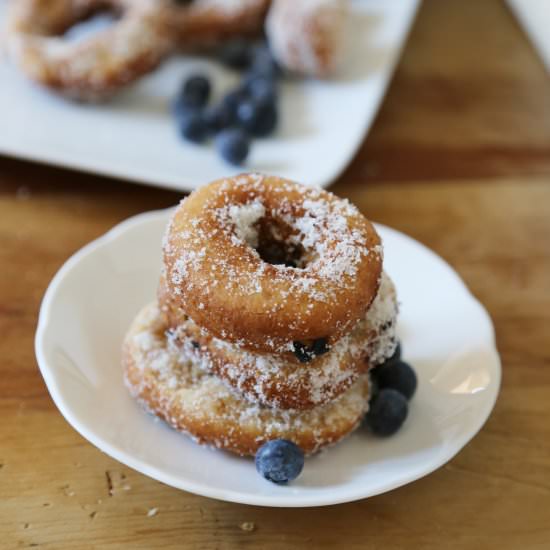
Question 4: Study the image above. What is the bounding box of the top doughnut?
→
[163,174,382,354]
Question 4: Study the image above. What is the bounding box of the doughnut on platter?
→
[0,0,420,191]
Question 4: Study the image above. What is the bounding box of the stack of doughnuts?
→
[123,173,399,456]
[4,0,349,100]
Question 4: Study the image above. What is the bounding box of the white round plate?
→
[35,209,501,507]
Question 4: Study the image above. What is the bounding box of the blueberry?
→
[171,95,192,120]
[369,375,380,401]
[385,342,402,366]
[251,44,281,79]
[365,388,408,436]
[255,439,304,484]
[220,39,253,69]
[177,111,209,143]
[292,339,328,363]
[180,74,211,109]
[204,103,235,133]
[236,98,278,137]
[312,338,330,357]
[216,128,250,165]
[243,73,278,104]
[292,341,313,363]
[235,99,258,129]
[372,360,417,400]
[222,88,249,115]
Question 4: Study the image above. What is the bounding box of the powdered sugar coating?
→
[123,303,371,456]
[167,272,398,409]
[163,173,382,353]
[228,200,265,248]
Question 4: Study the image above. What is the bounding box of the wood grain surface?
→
[1,1,550,548]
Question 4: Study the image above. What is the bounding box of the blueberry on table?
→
[177,111,209,143]
[180,74,211,109]
[216,128,250,165]
[372,360,417,400]
[236,98,278,137]
[220,39,253,69]
[365,388,408,436]
[255,439,305,484]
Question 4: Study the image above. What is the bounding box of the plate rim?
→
[35,208,502,507]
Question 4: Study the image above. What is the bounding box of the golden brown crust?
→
[163,173,383,354]
[123,303,371,456]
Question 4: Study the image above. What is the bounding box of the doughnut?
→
[265,0,349,77]
[162,0,272,50]
[160,272,398,410]
[163,174,382,355]
[123,302,371,456]
[4,0,172,101]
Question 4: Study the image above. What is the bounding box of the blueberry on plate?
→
[219,39,253,69]
[365,388,408,436]
[216,128,250,165]
[251,44,281,79]
[222,88,249,116]
[180,74,211,109]
[204,103,235,133]
[373,360,417,400]
[236,98,278,137]
[385,342,402,366]
[171,95,192,120]
[177,111,209,143]
[255,439,305,484]
[243,73,278,104]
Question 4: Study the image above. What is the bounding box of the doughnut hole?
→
[255,216,311,268]
[63,11,120,43]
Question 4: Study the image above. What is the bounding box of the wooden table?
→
[2,1,550,548]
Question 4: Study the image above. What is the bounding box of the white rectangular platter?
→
[0,0,419,192]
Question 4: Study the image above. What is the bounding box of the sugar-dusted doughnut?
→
[265,0,349,77]
[4,0,171,101]
[123,302,371,456]
[163,0,272,50]
[163,174,383,355]
[161,272,398,410]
